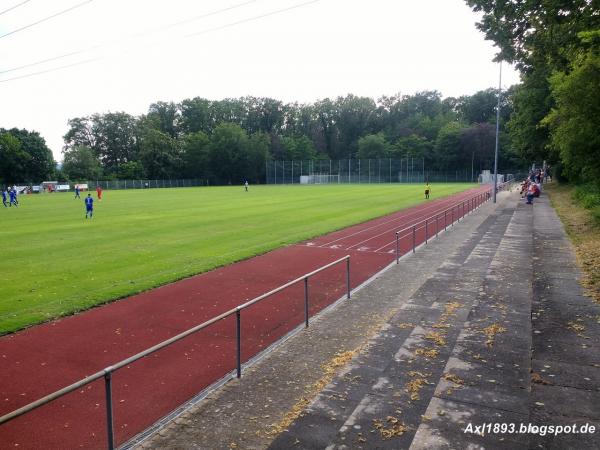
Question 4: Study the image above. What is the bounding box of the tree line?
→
[2,87,531,187]
[0,90,527,187]
[57,90,522,185]
[465,0,600,184]
[0,128,55,185]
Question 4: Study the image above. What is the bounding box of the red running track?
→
[0,186,490,449]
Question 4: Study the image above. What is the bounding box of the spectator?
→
[526,183,536,204]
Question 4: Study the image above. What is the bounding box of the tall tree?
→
[456,88,499,124]
[543,31,600,183]
[147,101,180,138]
[434,122,469,170]
[332,95,377,158]
[62,145,103,180]
[357,133,390,159]
[208,123,250,184]
[464,0,600,174]
[92,112,139,174]
[63,117,96,151]
[182,131,211,178]
[246,131,271,183]
[465,0,599,71]
[180,97,213,134]
[281,135,317,160]
[138,129,181,179]
[460,123,497,174]
[3,128,55,181]
[0,132,29,183]
[507,67,553,163]
[391,135,434,160]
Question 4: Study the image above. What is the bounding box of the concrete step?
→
[268,199,519,449]
[409,195,534,449]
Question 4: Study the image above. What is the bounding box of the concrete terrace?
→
[137,190,600,450]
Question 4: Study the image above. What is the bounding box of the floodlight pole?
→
[493,61,502,203]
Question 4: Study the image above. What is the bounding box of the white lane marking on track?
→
[363,192,488,252]
[318,189,486,249]
[373,222,428,252]
[317,199,451,247]
[345,203,456,251]
[357,246,371,252]
[301,189,489,253]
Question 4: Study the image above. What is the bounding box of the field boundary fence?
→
[267,159,478,184]
[91,179,205,190]
[14,179,206,192]
[393,183,513,263]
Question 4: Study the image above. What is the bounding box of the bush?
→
[573,185,600,225]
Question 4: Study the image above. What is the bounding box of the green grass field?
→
[0,183,474,334]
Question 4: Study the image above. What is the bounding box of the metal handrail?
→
[395,187,494,263]
[0,255,351,450]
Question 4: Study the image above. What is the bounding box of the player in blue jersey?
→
[84,193,93,218]
[8,188,18,207]
[74,185,81,199]
[2,188,7,207]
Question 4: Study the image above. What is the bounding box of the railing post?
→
[236,310,241,378]
[436,215,439,237]
[425,219,428,244]
[396,232,399,264]
[104,370,115,450]
[412,226,416,253]
[452,208,454,226]
[444,210,447,231]
[346,257,351,299]
[304,277,309,328]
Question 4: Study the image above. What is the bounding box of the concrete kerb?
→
[129,192,502,449]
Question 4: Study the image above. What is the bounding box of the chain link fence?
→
[266,159,476,184]
[14,179,207,193]
[90,179,205,190]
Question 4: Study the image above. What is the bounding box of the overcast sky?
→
[0,0,520,161]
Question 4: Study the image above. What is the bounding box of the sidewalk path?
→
[144,192,600,449]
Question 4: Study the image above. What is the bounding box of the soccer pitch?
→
[0,183,474,334]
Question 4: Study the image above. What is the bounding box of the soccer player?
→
[96,185,103,201]
[425,183,431,200]
[2,188,7,207]
[85,193,94,218]
[74,185,81,199]
[244,180,249,192]
[9,188,18,207]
